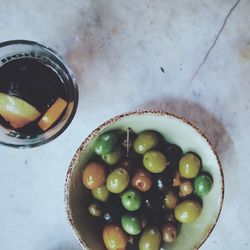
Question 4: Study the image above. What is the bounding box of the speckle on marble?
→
[0,0,250,250]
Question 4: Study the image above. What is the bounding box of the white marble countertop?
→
[0,0,250,249]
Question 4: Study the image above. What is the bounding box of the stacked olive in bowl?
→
[82,130,213,250]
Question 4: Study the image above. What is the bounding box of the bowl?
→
[65,110,224,250]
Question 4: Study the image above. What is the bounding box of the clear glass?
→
[0,40,78,148]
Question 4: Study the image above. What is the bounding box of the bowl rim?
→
[64,110,224,250]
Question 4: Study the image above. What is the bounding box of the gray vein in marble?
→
[188,0,241,84]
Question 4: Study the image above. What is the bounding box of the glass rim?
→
[0,39,79,148]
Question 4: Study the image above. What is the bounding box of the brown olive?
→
[162,223,177,243]
[88,203,102,217]
[132,168,153,192]
[172,171,181,187]
[164,190,178,209]
[180,180,193,196]
[103,224,128,250]
[82,162,106,190]
[178,190,186,198]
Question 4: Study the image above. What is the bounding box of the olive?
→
[139,227,161,250]
[103,202,124,223]
[174,200,202,223]
[153,170,173,192]
[88,202,102,217]
[194,174,212,197]
[133,131,159,154]
[120,159,133,173]
[101,146,123,165]
[92,186,110,202]
[94,132,118,155]
[164,190,178,209]
[144,191,164,212]
[180,180,193,196]
[153,176,167,192]
[102,195,124,222]
[162,223,177,243]
[163,143,183,166]
[143,150,167,173]
[148,210,166,226]
[179,153,201,179]
[127,235,139,249]
[164,210,176,224]
[178,190,186,198]
[103,224,128,250]
[121,189,142,211]
[140,215,148,229]
[82,162,106,190]
[172,171,181,187]
[121,214,142,235]
[132,168,153,192]
[106,168,129,193]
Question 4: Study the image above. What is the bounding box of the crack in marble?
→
[188,0,241,85]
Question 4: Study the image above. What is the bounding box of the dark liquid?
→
[0,57,69,137]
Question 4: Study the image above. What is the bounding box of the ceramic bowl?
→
[65,110,224,250]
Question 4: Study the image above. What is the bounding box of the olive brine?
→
[82,130,213,250]
[0,58,69,137]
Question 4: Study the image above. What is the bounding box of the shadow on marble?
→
[137,98,234,161]
[64,0,118,86]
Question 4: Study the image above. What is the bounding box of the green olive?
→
[139,227,161,250]
[179,153,201,179]
[133,131,159,154]
[94,132,118,155]
[121,214,142,235]
[194,174,212,197]
[106,168,129,193]
[88,203,102,217]
[101,146,123,165]
[121,189,142,211]
[174,200,202,223]
[92,186,110,202]
[143,150,167,173]
[164,190,178,209]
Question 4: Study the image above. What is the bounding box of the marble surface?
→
[0,0,250,249]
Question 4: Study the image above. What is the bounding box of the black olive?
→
[143,191,164,212]
[103,205,122,223]
[148,210,166,226]
[164,143,183,167]
[153,164,178,191]
[152,171,171,192]
[102,196,124,223]
[164,209,177,224]
[127,235,140,250]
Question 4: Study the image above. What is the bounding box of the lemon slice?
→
[38,97,68,131]
[0,92,41,129]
